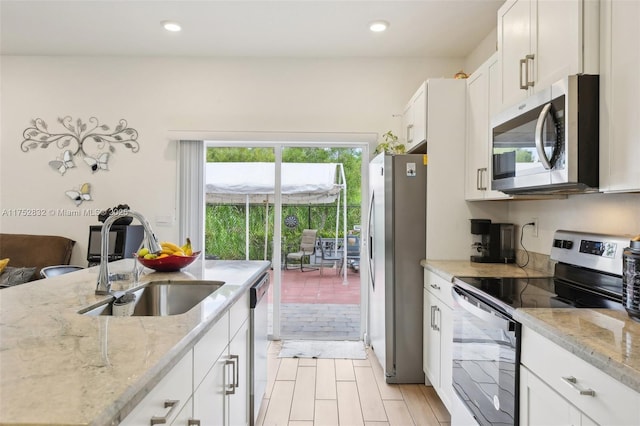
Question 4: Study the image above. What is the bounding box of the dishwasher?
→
[250,272,270,425]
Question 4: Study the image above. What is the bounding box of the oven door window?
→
[452,287,520,426]
[492,98,563,181]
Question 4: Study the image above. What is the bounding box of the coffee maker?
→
[470,219,516,263]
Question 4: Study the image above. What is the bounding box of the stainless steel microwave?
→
[491,74,599,194]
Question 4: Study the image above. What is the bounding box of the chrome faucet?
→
[95,210,162,295]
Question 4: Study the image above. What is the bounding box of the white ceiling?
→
[0,0,503,58]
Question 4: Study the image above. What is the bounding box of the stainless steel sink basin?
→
[79,280,225,316]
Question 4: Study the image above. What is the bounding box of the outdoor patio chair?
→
[346,235,360,272]
[318,238,344,276]
[285,229,318,271]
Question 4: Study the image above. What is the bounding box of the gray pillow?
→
[0,266,36,287]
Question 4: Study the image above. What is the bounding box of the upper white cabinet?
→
[599,0,640,192]
[402,82,427,152]
[465,53,511,201]
[497,0,599,110]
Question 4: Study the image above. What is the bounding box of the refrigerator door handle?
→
[367,190,375,289]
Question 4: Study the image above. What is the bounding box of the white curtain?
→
[177,140,205,253]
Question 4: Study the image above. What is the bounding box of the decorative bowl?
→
[136,251,201,272]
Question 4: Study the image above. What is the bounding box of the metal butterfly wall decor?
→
[21,116,139,174]
[66,183,92,206]
[48,149,76,175]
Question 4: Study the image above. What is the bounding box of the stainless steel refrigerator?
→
[366,152,426,384]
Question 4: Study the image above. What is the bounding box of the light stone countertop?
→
[421,259,553,282]
[0,259,270,426]
[422,259,640,394]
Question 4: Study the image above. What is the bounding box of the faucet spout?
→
[95,210,162,295]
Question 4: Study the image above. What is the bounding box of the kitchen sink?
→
[79,280,225,317]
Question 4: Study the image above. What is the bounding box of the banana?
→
[181,237,193,256]
[161,241,182,253]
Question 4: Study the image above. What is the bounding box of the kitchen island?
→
[0,259,270,425]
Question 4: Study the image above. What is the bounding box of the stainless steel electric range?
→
[451,230,629,426]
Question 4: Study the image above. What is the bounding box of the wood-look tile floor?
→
[256,341,451,426]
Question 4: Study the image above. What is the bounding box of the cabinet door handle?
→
[430,305,436,330]
[407,124,414,144]
[188,420,201,426]
[477,168,488,190]
[224,359,236,395]
[525,54,535,88]
[561,376,595,396]
[519,58,528,90]
[433,306,440,332]
[150,399,179,425]
[230,354,240,388]
[430,284,441,291]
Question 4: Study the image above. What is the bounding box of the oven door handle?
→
[452,286,513,329]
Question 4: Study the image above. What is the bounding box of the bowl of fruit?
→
[136,238,200,272]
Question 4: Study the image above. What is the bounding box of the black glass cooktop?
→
[454,275,624,313]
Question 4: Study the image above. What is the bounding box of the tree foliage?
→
[205,147,362,260]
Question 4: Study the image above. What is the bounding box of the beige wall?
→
[0,55,464,265]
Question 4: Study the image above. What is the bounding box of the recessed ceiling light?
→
[162,21,182,32]
[369,20,389,32]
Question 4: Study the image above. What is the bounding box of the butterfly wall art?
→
[20,116,139,174]
[49,150,76,175]
[84,152,109,173]
[65,183,92,206]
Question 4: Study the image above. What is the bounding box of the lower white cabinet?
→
[423,270,454,412]
[122,290,251,426]
[120,351,193,426]
[520,366,597,426]
[520,326,640,425]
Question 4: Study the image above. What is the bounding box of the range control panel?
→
[551,230,632,276]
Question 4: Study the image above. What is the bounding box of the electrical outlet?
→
[530,218,539,238]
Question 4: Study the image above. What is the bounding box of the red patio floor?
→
[267,266,361,304]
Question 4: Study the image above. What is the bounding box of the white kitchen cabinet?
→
[122,290,252,426]
[465,53,511,201]
[423,270,454,412]
[121,351,193,426]
[228,319,250,426]
[402,82,427,152]
[520,366,597,426]
[599,0,640,192]
[520,326,640,425]
[497,0,599,110]
[192,295,250,426]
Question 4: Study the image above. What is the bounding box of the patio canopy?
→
[205,162,343,205]
[205,161,349,282]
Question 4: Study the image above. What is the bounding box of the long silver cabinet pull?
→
[150,399,180,425]
[561,376,596,396]
[430,284,441,291]
[188,419,201,426]
[519,58,528,90]
[230,354,240,388]
[525,54,535,87]
[224,359,235,395]
[433,306,440,332]
[430,305,436,330]
[479,168,487,190]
